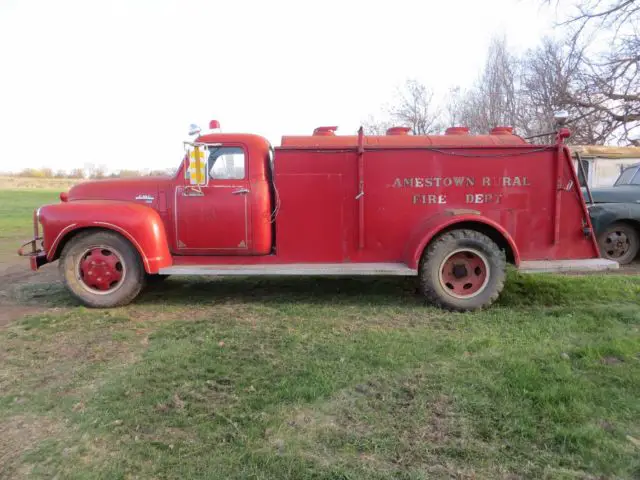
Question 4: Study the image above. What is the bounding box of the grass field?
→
[0,188,639,479]
[0,189,61,261]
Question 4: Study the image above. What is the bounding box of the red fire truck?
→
[19,121,616,311]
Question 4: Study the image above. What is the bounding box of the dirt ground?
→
[0,259,60,327]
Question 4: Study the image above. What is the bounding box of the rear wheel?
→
[59,230,146,308]
[419,229,506,311]
[597,222,639,265]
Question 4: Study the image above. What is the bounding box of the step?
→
[159,262,418,276]
[518,258,619,273]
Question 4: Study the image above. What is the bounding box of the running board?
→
[159,263,418,276]
[518,258,619,274]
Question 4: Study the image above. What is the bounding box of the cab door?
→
[174,146,251,253]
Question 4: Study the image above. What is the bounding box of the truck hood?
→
[582,185,640,204]
[67,177,173,205]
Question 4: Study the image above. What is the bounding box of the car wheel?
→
[59,230,146,308]
[419,229,506,312]
[597,222,639,265]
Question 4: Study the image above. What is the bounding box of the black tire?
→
[59,230,146,308]
[597,222,639,265]
[419,229,506,312]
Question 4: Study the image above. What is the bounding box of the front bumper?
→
[17,237,49,271]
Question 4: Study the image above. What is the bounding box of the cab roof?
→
[195,133,271,149]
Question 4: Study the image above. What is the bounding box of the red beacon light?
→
[209,120,221,131]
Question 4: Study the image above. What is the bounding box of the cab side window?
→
[208,147,246,180]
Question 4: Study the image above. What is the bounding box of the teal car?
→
[586,163,640,264]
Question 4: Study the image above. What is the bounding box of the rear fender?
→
[40,201,172,273]
[403,210,520,269]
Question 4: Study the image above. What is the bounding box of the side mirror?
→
[184,144,208,187]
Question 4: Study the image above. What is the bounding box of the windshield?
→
[614,166,640,186]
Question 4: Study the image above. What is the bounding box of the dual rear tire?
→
[419,229,506,311]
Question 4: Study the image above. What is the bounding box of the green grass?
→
[1,188,639,479]
[0,190,60,257]
[1,276,639,479]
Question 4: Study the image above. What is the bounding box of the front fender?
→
[588,203,640,236]
[40,200,172,273]
[402,210,520,269]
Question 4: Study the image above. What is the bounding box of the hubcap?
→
[439,249,490,299]
[77,246,126,294]
[602,231,630,259]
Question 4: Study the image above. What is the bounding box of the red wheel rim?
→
[77,246,126,294]
[438,249,489,299]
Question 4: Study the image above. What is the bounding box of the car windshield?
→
[614,166,640,186]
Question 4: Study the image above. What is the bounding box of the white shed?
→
[571,145,640,188]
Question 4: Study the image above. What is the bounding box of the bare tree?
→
[548,0,640,144]
[448,31,637,144]
[68,168,85,179]
[91,165,107,179]
[368,1,640,145]
[362,114,394,135]
[363,79,441,135]
[518,38,601,143]
[389,80,442,134]
[446,37,522,134]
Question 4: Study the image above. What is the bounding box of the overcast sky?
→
[0,0,567,173]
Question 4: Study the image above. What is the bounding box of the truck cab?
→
[19,122,617,311]
[172,133,274,255]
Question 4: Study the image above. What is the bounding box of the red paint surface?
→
[172,135,272,255]
[39,201,172,273]
[29,128,600,273]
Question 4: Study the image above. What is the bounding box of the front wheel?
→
[419,229,506,311]
[59,230,146,308]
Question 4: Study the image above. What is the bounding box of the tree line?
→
[365,0,639,146]
[13,167,174,179]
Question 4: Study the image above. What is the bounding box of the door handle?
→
[232,188,249,195]
[182,187,204,197]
